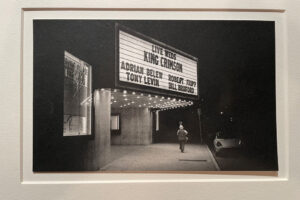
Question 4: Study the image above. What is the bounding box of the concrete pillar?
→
[94,89,111,168]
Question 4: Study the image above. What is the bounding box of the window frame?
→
[111,113,121,135]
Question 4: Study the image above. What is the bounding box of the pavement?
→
[100,143,220,171]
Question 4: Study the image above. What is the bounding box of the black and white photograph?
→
[33,20,278,172]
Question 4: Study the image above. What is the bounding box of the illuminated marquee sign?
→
[118,26,198,97]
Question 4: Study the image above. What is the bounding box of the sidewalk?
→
[100,143,219,171]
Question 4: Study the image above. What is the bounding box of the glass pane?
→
[156,111,159,131]
[111,115,119,130]
[63,51,92,136]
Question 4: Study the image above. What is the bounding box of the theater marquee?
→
[116,25,198,99]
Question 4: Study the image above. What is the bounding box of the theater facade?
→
[33,21,200,171]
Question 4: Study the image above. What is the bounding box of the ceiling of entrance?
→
[109,89,194,110]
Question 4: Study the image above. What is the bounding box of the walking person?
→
[177,125,188,153]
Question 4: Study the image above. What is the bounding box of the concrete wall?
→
[94,89,111,168]
[111,108,153,145]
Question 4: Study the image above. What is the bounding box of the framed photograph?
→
[32,19,279,172]
[1,0,299,200]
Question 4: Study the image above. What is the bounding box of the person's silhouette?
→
[177,125,188,153]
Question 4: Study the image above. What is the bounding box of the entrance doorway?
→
[154,107,201,143]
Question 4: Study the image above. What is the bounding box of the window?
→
[111,115,120,130]
[111,114,121,135]
[155,110,159,131]
[63,51,92,136]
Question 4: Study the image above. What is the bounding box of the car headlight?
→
[216,142,222,147]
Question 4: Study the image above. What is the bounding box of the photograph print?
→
[33,20,278,172]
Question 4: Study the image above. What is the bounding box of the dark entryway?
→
[153,107,201,143]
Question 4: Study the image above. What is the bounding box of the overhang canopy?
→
[107,88,194,110]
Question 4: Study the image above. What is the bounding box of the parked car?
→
[213,131,242,156]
